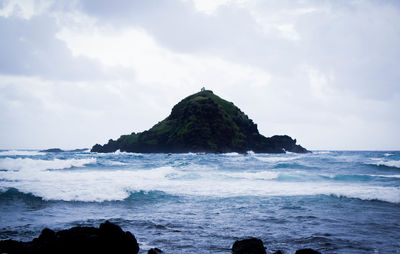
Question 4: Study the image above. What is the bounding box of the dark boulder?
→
[295,248,321,254]
[232,238,266,254]
[148,247,163,254]
[0,221,139,254]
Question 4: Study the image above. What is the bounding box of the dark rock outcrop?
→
[91,90,308,154]
[232,238,267,254]
[0,224,322,254]
[295,248,321,254]
[40,148,65,153]
[40,148,88,153]
[148,247,163,254]
[0,221,139,254]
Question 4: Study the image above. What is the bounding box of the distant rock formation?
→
[40,148,65,153]
[91,90,308,154]
[40,148,88,153]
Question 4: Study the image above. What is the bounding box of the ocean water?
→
[0,150,399,253]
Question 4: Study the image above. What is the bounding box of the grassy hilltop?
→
[91,90,308,153]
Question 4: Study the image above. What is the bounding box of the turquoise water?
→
[0,150,399,253]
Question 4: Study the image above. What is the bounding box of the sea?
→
[0,150,399,253]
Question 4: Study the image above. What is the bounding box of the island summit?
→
[91,90,308,153]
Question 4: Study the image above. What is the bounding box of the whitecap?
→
[367,159,400,168]
[223,152,240,156]
[0,157,96,172]
[0,150,44,156]
[313,151,332,155]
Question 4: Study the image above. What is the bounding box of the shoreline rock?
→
[0,222,322,254]
[0,221,138,254]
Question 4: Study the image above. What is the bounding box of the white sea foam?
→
[0,150,44,156]
[0,157,96,172]
[368,158,400,168]
[103,161,127,166]
[223,152,240,156]
[225,171,280,180]
[255,155,301,163]
[384,153,394,157]
[113,150,143,155]
[313,151,332,155]
[1,162,399,203]
[91,150,143,156]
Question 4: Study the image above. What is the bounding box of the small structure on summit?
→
[201,87,205,91]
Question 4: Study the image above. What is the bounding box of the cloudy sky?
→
[0,0,399,150]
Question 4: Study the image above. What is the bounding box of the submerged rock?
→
[0,221,139,254]
[92,90,308,154]
[232,238,267,254]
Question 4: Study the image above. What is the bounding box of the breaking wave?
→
[367,159,400,169]
[0,150,44,156]
[0,157,96,172]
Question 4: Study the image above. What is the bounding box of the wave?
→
[367,159,400,169]
[0,188,44,202]
[222,152,240,156]
[0,150,44,156]
[321,173,400,181]
[1,164,398,203]
[0,188,176,204]
[224,171,279,180]
[0,157,96,172]
[254,155,302,163]
[101,160,127,166]
[91,150,143,157]
[313,151,332,155]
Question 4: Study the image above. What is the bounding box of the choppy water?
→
[0,150,399,253]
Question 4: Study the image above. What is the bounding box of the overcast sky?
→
[0,0,399,150]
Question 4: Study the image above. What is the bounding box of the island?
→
[91,90,308,153]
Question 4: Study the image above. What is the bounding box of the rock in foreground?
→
[0,223,322,254]
[0,221,139,254]
[92,90,308,154]
[232,238,266,254]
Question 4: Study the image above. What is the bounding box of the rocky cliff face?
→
[91,90,308,153]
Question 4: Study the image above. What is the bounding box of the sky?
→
[0,0,399,150]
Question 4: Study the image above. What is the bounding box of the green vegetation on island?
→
[91,90,308,153]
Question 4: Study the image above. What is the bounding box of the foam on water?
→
[368,158,400,168]
[0,150,44,156]
[1,159,399,203]
[253,153,305,163]
[0,157,96,172]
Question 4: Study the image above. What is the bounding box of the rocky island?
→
[91,90,308,153]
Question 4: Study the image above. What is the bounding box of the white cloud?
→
[186,0,249,15]
[0,0,52,19]
[56,21,272,90]
[0,0,399,150]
